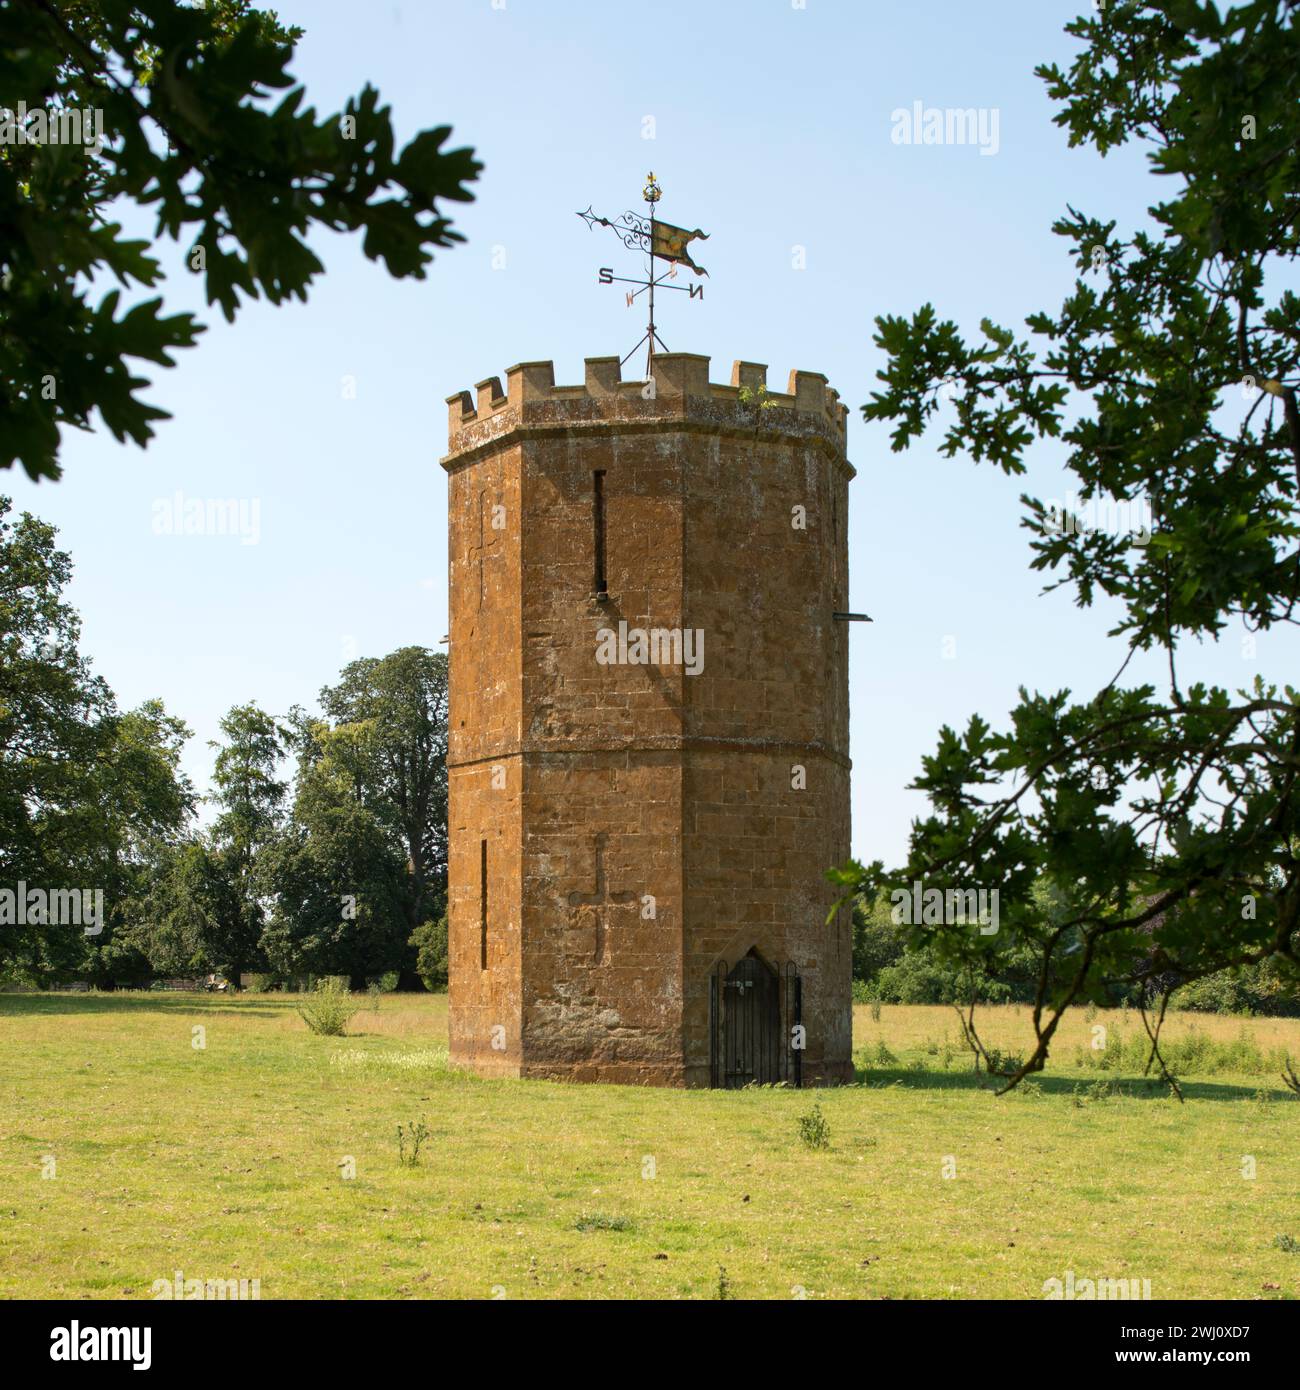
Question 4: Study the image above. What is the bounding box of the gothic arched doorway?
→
[709,951,801,1088]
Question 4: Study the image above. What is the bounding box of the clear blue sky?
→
[8,0,1292,866]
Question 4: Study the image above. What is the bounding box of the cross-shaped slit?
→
[567,833,636,966]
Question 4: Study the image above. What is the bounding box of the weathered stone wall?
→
[443,354,854,1085]
[445,439,522,1075]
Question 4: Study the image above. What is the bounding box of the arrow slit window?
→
[479,839,488,970]
[593,470,608,597]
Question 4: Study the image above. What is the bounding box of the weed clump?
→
[297,977,359,1036]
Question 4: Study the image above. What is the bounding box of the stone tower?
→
[441,353,854,1087]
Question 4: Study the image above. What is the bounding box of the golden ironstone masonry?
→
[441,353,855,1086]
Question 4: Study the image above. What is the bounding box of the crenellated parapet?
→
[443,353,851,470]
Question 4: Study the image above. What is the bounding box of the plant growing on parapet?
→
[297,977,358,1036]
[738,384,778,411]
[831,0,1300,1094]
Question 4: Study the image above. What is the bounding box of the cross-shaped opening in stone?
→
[468,489,497,612]
[566,832,636,966]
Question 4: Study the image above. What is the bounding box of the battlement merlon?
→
[442,354,853,474]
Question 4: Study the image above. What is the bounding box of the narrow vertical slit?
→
[479,838,488,971]
[593,469,608,598]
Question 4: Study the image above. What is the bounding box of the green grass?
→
[1,993,1298,1299]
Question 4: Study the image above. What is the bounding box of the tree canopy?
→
[1,0,480,481]
[837,0,1300,1090]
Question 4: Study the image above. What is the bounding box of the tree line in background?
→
[0,497,448,992]
[850,887,1300,1018]
[5,495,1297,1015]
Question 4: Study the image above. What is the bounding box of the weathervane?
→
[577,172,709,376]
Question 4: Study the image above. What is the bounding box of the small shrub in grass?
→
[869,1000,882,1023]
[1273,1233,1299,1254]
[982,1046,1025,1077]
[873,1040,895,1065]
[716,1266,733,1300]
[1072,1026,1282,1078]
[797,1103,830,1150]
[397,1117,430,1168]
[574,1212,632,1232]
[297,978,359,1037]
[367,982,382,1012]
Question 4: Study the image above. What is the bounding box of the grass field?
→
[2,992,1298,1300]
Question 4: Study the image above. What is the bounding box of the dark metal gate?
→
[709,954,802,1088]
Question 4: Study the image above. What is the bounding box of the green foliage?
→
[835,1,1300,1086]
[134,838,241,977]
[0,499,195,980]
[410,914,449,991]
[797,1102,831,1150]
[1175,958,1300,1016]
[296,976,357,1036]
[207,702,289,983]
[851,893,905,982]
[315,647,450,936]
[396,1116,429,1168]
[574,1212,632,1232]
[0,0,480,481]
[258,765,409,985]
[737,384,778,411]
[1072,1024,1286,1078]
[2,498,449,991]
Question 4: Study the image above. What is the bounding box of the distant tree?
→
[258,729,409,985]
[78,699,196,985]
[1,0,480,481]
[132,836,240,978]
[0,498,193,981]
[317,648,449,936]
[207,701,288,985]
[409,913,448,992]
[851,893,905,985]
[836,0,1300,1088]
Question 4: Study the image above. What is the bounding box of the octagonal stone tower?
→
[442,353,854,1087]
